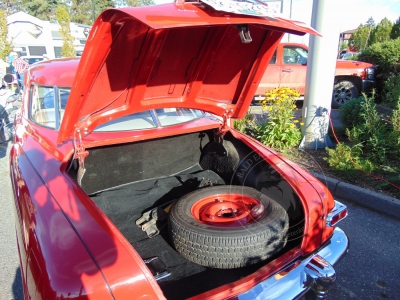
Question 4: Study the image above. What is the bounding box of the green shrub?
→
[382,74,400,109]
[344,93,398,163]
[339,96,365,129]
[358,38,400,102]
[391,104,400,137]
[325,143,375,173]
[234,112,254,134]
[256,88,302,150]
[358,38,400,73]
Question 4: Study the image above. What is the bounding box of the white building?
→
[7,11,91,59]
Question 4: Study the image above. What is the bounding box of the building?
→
[338,28,358,54]
[7,11,91,59]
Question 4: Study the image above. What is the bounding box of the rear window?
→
[29,85,203,131]
[95,108,204,132]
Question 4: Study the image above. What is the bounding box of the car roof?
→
[28,58,80,87]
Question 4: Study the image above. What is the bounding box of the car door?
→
[280,45,308,95]
[256,50,281,97]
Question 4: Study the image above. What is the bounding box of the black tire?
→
[332,80,358,108]
[168,185,289,269]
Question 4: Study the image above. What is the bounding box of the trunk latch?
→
[73,129,89,186]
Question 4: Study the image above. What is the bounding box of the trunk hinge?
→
[73,129,89,186]
[216,109,233,138]
[214,110,233,157]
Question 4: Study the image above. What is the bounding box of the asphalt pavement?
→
[0,142,23,300]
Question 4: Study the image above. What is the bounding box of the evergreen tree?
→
[69,0,92,25]
[22,0,63,21]
[55,6,76,57]
[390,17,400,40]
[114,0,155,7]
[0,9,13,58]
[371,17,393,44]
[366,17,375,28]
[0,0,24,15]
[349,24,370,52]
[95,0,114,20]
[349,17,376,51]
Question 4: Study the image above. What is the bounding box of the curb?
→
[311,172,400,220]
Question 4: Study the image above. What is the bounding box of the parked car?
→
[340,52,360,60]
[255,43,375,108]
[10,2,348,300]
[21,56,44,65]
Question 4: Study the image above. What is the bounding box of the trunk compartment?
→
[68,130,305,299]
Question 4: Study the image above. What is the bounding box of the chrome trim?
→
[303,255,336,299]
[237,227,349,300]
[326,200,348,227]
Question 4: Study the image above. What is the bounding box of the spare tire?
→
[168,185,289,269]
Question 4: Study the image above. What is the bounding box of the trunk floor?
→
[90,165,263,299]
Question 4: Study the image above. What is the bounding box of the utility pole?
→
[299,0,342,149]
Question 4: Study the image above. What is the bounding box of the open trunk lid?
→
[58,0,319,144]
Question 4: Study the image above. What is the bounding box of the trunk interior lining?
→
[68,131,305,299]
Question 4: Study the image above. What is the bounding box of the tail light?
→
[326,200,347,227]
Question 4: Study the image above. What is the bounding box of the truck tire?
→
[332,80,358,108]
[168,185,289,269]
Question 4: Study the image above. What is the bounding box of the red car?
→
[255,43,376,108]
[10,2,348,299]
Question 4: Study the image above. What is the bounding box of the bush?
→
[382,74,400,109]
[255,88,302,150]
[358,38,400,102]
[358,38,400,73]
[325,143,375,174]
[339,96,365,129]
[234,112,254,134]
[341,93,399,163]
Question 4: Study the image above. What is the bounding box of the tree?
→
[0,0,24,15]
[0,10,13,59]
[349,17,376,51]
[340,40,348,52]
[349,24,370,52]
[366,17,375,28]
[390,17,400,40]
[68,0,93,25]
[55,6,76,57]
[93,0,114,22]
[114,0,155,7]
[371,17,393,44]
[22,0,63,21]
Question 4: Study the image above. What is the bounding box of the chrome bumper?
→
[238,227,349,300]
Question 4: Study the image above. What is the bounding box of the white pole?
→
[300,0,342,149]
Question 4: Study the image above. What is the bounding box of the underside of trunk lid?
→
[58,2,319,144]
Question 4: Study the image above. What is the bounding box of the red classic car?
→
[10,1,348,299]
[255,42,376,108]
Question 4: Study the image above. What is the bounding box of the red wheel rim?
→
[191,193,265,227]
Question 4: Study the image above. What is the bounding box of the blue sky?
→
[153,0,400,32]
